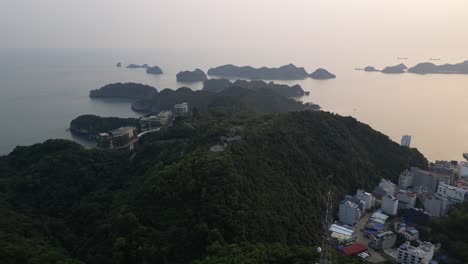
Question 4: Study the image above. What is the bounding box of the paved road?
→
[355,214,386,263]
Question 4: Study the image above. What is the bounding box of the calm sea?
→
[1,48,467,161]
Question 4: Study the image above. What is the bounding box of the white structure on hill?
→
[339,200,361,226]
[382,195,398,215]
[174,102,189,116]
[397,241,434,264]
[401,135,412,147]
[374,179,396,198]
[356,189,375,210]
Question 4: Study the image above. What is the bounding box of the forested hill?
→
[0,111,427,264]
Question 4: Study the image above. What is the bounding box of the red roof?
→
[342,243,368,256]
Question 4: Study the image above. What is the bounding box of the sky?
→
[2,0,468,54]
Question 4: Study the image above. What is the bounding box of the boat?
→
[430,58,441,61]
[397,57,408,60]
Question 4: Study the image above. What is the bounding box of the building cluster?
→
[334,160,468,262]
[97,102,189,150]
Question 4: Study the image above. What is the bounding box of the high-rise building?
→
[397,241,434,264]
[397,190,416,209]
[411,167,440,193]
[398,170,414,189]
[339,200,361,226]
[374,179,396,198]
[356,189,375,210]
[437,183,468,204]
[382,195,398,216]
[401,135,412,147]
[424,194,448,218]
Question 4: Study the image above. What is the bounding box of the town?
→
[330,143,468,263]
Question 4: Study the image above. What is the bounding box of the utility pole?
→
[319,174,334,264]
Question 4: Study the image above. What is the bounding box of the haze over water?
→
[1,48,468,161]
[2,0,468,161]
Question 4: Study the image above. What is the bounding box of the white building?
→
[399,170,414,190]
[398,241,434,264]
[174,102,189,116]
[401,135,412,147]
[411,167,440,193]
[424,194,448,218]
[394,223,420,241]
[356,189,375,210]
[382,195,398,216]
[397,190,417,209]
[437,183,467,204]
[379,179,396,196]
[339,200,361,226]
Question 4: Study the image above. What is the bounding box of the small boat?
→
[355,68,363,71]
[397,57,408,60]
[430,58,441,61]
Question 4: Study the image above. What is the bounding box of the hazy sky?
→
[2,0,468,54]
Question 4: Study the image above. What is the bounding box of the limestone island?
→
[203,79,308,97]
[381,63,407,74]
[207,64,310,80]
[309,68,336,80]
[126,64,149,69]
[364,66,378,72]
[408,60,468,74]
[89,83,158,99]
[146,66,163,75]
[176,69,208,82]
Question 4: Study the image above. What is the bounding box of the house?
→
[356,189,375,210]
[140,111,174,132]
[437,183,468,204]
[341,243,368,256]
[97,126,137,150]
[369,231,396,250]
[424,194,448,218]
[339,200,361,226]
[329,224,355,244]
[399,170,414,189]
[397,190,417,209]
[397,241,434,264]
[382,195,398,216]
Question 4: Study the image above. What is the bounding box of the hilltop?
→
[0,110,427,264]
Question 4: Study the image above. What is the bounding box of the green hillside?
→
[0,111,427,264]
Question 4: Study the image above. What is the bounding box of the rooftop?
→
[329,224,354,237]
[342,243,368,256]
[109,126,136,137]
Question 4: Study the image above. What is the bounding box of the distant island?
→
[203,79,308,97]
[116,62,122,67]
[381,63,407,74]
[408,60,468,74]
[207,64,310,80]
[146,66,163,75]
[176,69,208,82]
[89,83,158,99]
[364,66,378,72]
[126,64,149,69]
[309,68,336,79]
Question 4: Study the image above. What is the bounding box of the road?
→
[355,213,387,263]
